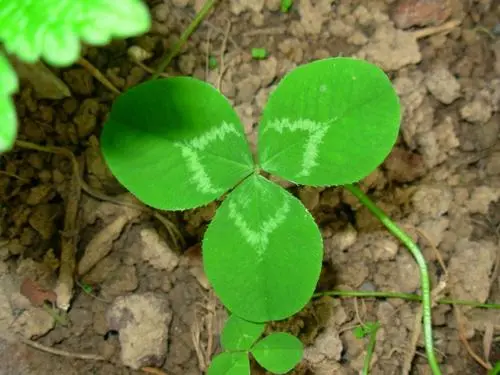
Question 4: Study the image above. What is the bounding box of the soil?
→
[1,0,499,374]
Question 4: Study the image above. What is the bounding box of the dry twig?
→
[132,59,169,78]
[413,19,461,40]
[191,306,207,372]
[454,307,492,370]
[14,140,81,310]
[205,290,217,359]
[14,140,184,309]
[216,20,231,91]
[77,57,121,94]
[483,322,494,361]
[141,367,169,375]
[204,28,213,81]
[15,141,183,250]
[0,170,29,182]
[242,26,287,37]
[19,336,105,361]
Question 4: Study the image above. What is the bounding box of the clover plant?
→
[100,57,401,374]
[208,315,302,374]
[0,0,151,153]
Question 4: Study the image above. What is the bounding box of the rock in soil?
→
[391,0,452,29]
[425,65,461,104]
[356,24,422,71]
[140,228,180,271]
[107,292,172,370]
[448,239,496,306]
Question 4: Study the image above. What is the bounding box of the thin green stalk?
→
[150,0,217,79]
[344,184,442,375]
[313,290,500,309]
[489,362,500,375]
[362,322,380,375]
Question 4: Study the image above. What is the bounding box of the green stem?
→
[362,323,380,375]
[150,0,217,79]
[313,290,500,309]
[344,184,442,375]
[489,362,500,375]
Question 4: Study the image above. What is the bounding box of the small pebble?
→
[391,0,452,29]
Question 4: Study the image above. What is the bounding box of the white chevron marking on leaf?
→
[263,118,331,177]
[174,122,244,194]
[228,192,290,256]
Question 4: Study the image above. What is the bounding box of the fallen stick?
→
[19,336,105,361]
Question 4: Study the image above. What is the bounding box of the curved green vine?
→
[345,184,442,375]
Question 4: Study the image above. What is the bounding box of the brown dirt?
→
[1,0,499,374]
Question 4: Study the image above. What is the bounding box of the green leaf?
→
[0,53,18,96]
[352,326,366,339]
[364,321,379,333]
[209,55,218,69]
[0,53,18,153]
[488,361,500,375]
[207,352,250,375]
[251,333,303,374]
[100,77,254,210]
[203,174,322,322]
[251,48,268,60]
[258,57,401,186]
[79,281,94,294]
[0,96,17,153]
[0,0,150,66]
[352,322,379,339]
[280,0,294,12]
[221,315,266,351]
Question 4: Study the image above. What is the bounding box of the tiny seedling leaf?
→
[251,48,268,60]
[209,55,218,69]
[80,282,94,294]
[221,315,266,351]
[280,0,294,12]
[0,53,18,153]
[258,57,400,186]
[353,322,379,339]
[251,333,303,374]
[207,352,250,375]
[488,361,500,375]
[203,174,322,322]
[100,77,254,210]
[0,0,151,66]
[352,326,366,339]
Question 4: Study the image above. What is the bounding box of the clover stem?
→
[313,290,500,309]
[488,362,500,375]
[150,0,217,79]
[362,322,380,375]
[343,184,442,375]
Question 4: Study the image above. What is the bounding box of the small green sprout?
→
[353,322,380,375]
[79,282,94,294]
[207,315,302,375]
[0,0,151,153]
[251,48,268,60]
[353,322,379,339]
[280,0,294,13]
[489,362,500,375]
[208,55,218,69]
[100,57,402,373]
